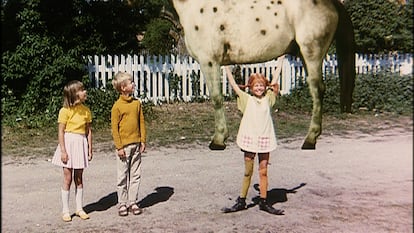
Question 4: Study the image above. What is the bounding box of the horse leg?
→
[297,5,337,149]
[301,59,325,150]
[200,62,229,150]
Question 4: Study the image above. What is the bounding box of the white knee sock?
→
[75,188,84,212]
[61,189,70,214]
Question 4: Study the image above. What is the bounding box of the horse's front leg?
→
[200,62,229,150]
[302,60,325,150]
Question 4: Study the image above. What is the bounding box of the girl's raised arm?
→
[270,55,285,95]
[271,55,284,86]
[224,66,243,96]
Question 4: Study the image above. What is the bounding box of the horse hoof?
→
[301,141,316,150]
[209,142,226,150]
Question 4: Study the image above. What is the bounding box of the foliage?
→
[66,0,144,54]
[2,0,412,56]
[167,71,182,100]
[1,0,157,54]
[1,0,87,127]
[232,65,245,85]
[1,0,23,51]
[190,70,202,101]
[85,87,119,128]
[1,0,176,127]
[141,18,174,55]
[277,77,312,112]
[345,0,413,53]
[277,73,413,115]
[352,73,413,114]
[165,69,208,102]
[85,82,157,129]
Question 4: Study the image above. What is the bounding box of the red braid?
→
[238,73,269,89]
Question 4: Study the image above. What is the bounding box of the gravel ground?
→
[1,126,412,233]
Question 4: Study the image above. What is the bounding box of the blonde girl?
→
[52,80,93,222]
[222,60,284,215]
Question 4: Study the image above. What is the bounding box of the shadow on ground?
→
[138,186,174,208]
[248,183,307,207]
[84,192,118,214]
[84,186,174,214]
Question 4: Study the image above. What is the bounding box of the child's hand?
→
[117,148,126,159]
[88,152,93,161]
[271,83,280,96]
[139,143,146,154]
[61,151,69,164]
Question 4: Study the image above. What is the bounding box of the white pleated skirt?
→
[52,132,89,169]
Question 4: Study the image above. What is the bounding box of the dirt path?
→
[2,127,412,233]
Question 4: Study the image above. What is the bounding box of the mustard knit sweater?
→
[111,95,146,150]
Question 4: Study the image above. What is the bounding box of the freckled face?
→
[251,82,266,98]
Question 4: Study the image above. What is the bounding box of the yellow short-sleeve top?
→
[58,104,92,134]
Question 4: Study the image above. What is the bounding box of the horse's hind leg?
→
[301,58,326,150]
[200,62,229,150]
[297,8,337,149]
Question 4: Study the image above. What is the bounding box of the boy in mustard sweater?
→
[111,71,146,216]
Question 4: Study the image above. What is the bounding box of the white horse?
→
[171,0,355,150]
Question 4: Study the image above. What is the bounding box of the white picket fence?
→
[87,53,413,103]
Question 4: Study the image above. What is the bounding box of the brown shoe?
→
[129,204,142,215]
[118,205,128,216]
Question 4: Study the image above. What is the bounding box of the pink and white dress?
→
[236,90,277,153]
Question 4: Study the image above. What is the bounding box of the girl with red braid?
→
[222,57,284,215]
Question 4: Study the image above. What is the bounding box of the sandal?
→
[118,205,128,217]
[129,204,142,215]
[76,210,90,220]
[62,212,72,222]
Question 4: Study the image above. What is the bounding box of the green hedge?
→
[277,73,413,115]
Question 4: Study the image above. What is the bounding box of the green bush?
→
[277,77,312,112]
[85,85,156,129]
[277,73,413,115]
[1,0,87,128]
[353,73,413,114]
[85,87,119,128]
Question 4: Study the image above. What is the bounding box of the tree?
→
[1,0,86,119]
[1,0,23,52]
[1,0,177,122]
[141,18,173,55]
[345,0,413,53]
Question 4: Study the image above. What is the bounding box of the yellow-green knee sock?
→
[240,159,254,198]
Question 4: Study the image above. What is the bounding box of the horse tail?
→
[332,0,356,113]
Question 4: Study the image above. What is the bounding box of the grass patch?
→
[1,101,412,158]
